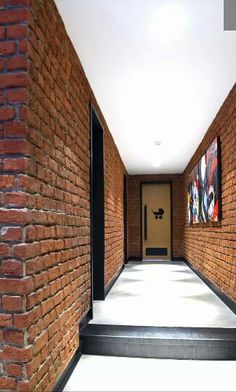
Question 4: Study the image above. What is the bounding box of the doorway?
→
[142,183,171,260]
[90,107,105,300]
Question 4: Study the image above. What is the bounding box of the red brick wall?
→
[104,130,125,286]
[127,175,184,259]
[183,85,236,301]
[0,2,32,391]
[0,0,126,390]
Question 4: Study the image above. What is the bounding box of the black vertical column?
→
[91,109,105,300]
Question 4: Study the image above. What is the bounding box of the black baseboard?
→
[172,256,185,261]
[80,308,92,332]
[52,347,82,392]
[128,257,185,263]
[127,256,142,262]
[184,259,236,315]
[105,264,124,297]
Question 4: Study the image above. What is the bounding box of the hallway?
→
[0,1,235,390]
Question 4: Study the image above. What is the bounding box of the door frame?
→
[140,181,173,261]
[90,103,105,306]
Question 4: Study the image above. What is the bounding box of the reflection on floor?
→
[90,261,236,327]
[63,355,236,391]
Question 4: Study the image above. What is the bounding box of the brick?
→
[0,174,15,189]
[6,88,28,104]
[0,140,30,155]
[4,329,24,346]
[2,260,23,276]
[5,192,27,207]
[0,243,10,256]
[0,209,32,224]
[18,39,27,53]
[18,380,33,392]
[18,175,40,193]
[14,308,40,328]
[0,123,3,136]
[0,314,12,327]
[7,24,29,39]
[0,377,16,391]
[2,295,23,311]
[0,41,16,56]
[6,363,24,377]
[0,9,29,24]
[0,107,14,121]
[3,157,29,172]
[0,57,4,71]
[0,277,33,295]
[0,91,4,105]
[4,122,27,138]
[0,191,3,206]
[19,104,27,120]
[1,345,33,362]
[13,243,40,259]
[7,55,27,71]
[0,26,5,39]
[0,226,22,241]
[0,72,28,88]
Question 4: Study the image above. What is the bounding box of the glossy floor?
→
[63,355,236,391]
[91,261,236,327]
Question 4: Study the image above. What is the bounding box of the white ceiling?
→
[55,0,236,174]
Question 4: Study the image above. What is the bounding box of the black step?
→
[81,324,236,360]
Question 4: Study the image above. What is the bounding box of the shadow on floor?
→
[120,277,146,283]
[171,276,202,284]
[180,292,219,303]
[109,290,139,298]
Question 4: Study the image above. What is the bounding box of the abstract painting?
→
[188,138,220,224]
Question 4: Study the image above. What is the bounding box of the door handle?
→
[144,205,147,240]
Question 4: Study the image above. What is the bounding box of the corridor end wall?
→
[0,0,126,390]
[127,175,184,260]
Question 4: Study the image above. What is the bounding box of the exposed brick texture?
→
[127,175,184,259]
[0,0,125,391]
[0,1,32,391]
[104,130,125,286]
[183,85,236,301]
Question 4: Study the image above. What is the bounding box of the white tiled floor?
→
[91,261,236,327]
[63,355,236,391]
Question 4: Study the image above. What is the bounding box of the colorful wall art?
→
[188,137,221,224]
